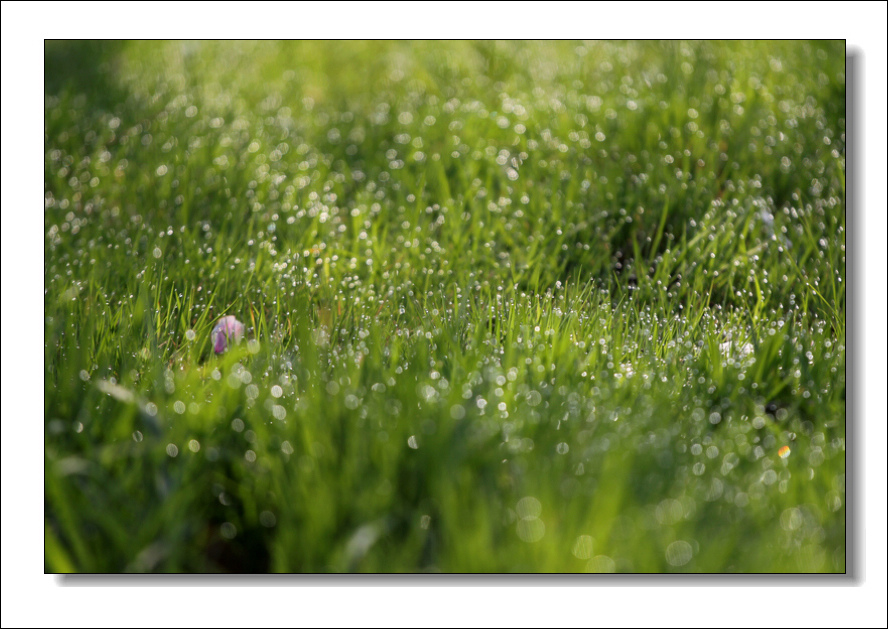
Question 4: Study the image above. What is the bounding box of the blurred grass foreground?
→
[44,41,846,573]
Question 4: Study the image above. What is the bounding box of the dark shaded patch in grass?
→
[45,40,128,110]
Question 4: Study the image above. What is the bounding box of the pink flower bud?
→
[212,316,245,354]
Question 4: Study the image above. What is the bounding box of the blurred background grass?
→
[44,40,845,573]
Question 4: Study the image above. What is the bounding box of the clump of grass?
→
[44,40,845,573]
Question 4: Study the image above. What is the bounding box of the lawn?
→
[43,40,846,573]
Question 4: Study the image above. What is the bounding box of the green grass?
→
[44,40,845,573]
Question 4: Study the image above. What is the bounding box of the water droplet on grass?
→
[585,555,616,573]
[516,496,542,519]
[516,518,545,542]
[572,535,594,559]
[666,540,693,567]
[220,522,236,539]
